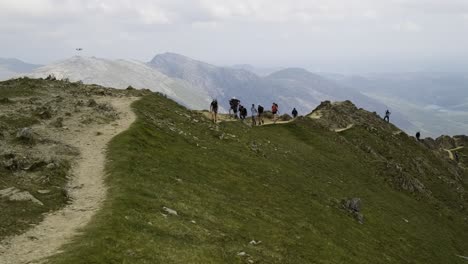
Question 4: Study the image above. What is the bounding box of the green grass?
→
[47,94,468,264]
[0,77,43,98]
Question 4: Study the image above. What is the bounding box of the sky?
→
[1,0,468,73]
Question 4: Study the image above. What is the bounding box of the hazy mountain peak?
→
[267,68,318,79]
[0,57,42,75]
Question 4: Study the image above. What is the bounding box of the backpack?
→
[212,100,218,109]
[272,104,278,112]
[258,106,264,113]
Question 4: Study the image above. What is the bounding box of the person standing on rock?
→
[292,108,298,118]
[384,110,391,123]
[210,99,218,123]
[251,104,257,126]
[258,104,265,125]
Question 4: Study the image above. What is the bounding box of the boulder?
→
[16,127,34,143]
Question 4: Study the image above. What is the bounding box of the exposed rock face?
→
[341,198,364,224]
[307,100,397,132]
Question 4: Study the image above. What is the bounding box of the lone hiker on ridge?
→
[292,108,298,118]
[229,97,240,119]
[272,103,279,123]
[210,99,218,123]
[384,109,391,123]
[416,131,421,141]
[251,104,258,126]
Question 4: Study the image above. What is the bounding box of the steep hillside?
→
[27,56,211,110]
[27,88,466,263]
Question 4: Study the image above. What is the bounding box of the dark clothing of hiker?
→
[229,98,240,118]
[292,108,298,118]
[258,105,265,125]
[240,106,247,120]
[416,132,421,141]
[455,152,460,163]
[210,100,218,113]
[210,100,218,123]
[384,110,391,123]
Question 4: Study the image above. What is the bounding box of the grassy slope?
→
[50,94,468,264]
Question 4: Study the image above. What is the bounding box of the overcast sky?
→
[1,0,468,73]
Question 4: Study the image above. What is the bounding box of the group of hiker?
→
[209,97,299,125]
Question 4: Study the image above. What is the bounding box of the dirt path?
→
[445,147,464,160]
[334,124,354,133]
[0,97,138,264]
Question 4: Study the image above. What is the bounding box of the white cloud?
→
[0,0,467,72]
[392,21,423,32]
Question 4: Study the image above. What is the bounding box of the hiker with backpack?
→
[210,99,218,123]
[238,105,247,120]
[241,105,248,120]
[229,97,240,119]
[251,104,258,126]
[292,108,298,118]
[272,103,279,123]
[258,104,265,125]
[384,110,391,123]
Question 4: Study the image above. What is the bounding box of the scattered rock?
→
[249,240,262,245]
[16,127,34,143]
[237,252,248,257]
[37,190,51,194]
[163,206,178,216]
[0,187,44,206]
[46,163,57,169]
[51,117,64,128]
[37,108,52,119]
[344,198,361,213]
[87,99,97,107]
[341,198,364,224]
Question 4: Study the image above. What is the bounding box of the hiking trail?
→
[0,97,138,264]
[445,147,464,160]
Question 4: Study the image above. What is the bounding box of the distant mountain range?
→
[148,53,406,128]
[0,58,42,80]
[2,53,467,136]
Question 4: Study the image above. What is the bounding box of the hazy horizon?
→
[1,0,468,74]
